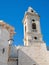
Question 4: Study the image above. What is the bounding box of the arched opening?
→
[32,23,36,29]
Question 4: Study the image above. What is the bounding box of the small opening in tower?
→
[34,37,37,40]
[32,23,36,29]
[32,19,35,22]
[2,48,5,54]
[31,10,33,12]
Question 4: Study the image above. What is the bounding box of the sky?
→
[0,0,49,46]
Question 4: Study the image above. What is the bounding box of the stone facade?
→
[0,7,49,65]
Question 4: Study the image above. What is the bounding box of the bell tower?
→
[23,7,43,46]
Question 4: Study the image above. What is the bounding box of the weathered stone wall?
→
[0,28,10,64]
[8,61,17,65]
[18,43,49,65]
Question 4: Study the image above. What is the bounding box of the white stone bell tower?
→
[23,7,43,46]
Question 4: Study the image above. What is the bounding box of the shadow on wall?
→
[18,49,39,65]
[9,45,18,58]
[47,46,49,51]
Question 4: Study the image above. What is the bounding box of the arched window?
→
[32,23,36,29]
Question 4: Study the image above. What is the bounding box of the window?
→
[2,48,5,54]
[34,37,37,40]
[32,19,35,22]
[31,10,33,12]
[32,23,36,29]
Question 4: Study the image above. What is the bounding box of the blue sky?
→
[0,0,49,46]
